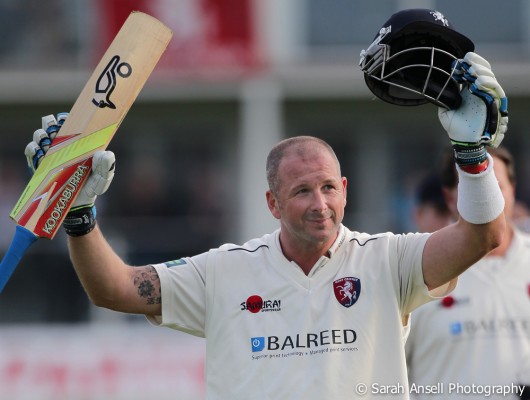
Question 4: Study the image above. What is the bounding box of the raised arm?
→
[68,226,161,315]
[422,160,505,290]
[25,113,161,315]
[422,52,508,290]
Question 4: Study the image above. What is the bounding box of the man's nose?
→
[311,191,327,211]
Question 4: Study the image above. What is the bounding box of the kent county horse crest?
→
[333,277,361,308]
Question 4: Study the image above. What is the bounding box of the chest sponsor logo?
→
[241,295,281,313]
[250,329,357,353]
[450,318,530,337]
[333,277,361,308]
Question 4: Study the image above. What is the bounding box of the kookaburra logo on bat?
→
[92,55,132,109]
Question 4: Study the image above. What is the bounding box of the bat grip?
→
[0,226,38,293]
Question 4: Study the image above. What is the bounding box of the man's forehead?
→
[282,142,331,162]
[280,149,341,181]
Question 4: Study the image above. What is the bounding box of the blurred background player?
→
[513,199,530,233]
[412,171,452,233]
[406,146,530,400]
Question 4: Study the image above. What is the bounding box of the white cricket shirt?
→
[406,229,530,400]
[149,225,446,399]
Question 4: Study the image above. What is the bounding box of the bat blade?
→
[0,11,172,293]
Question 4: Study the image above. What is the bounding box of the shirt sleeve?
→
[145,252,209,337]
[394,232,456,316]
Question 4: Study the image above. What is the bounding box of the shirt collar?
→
[327,224,346,258]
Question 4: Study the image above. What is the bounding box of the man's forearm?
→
[67,225,131,308]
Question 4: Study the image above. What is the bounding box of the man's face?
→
[266,145,347,248]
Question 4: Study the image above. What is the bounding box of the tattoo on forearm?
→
[133,266,161,305]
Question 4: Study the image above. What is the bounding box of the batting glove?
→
[438,52,508,167]
[24,113,116,236]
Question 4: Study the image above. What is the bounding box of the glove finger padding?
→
[475,75,506,99]
[466,64,495,81]
[463,52,491,71]
[33,128,52,153]
[24,141,44,174]
[42,113,68,141]
[72,150,116,209]
[440,52,508,166]
[24,114,65,174]
[453,53,498,93]
[472,75,508,148]
[452,52,492,84]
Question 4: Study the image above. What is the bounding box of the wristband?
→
[452,144,487,167]
[459,158,489,174]
[63,205,97,237]
[456,154,505,224]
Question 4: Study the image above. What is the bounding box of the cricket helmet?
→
[359,9,474,109]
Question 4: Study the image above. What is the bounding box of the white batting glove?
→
[438,52,508,167]
[70,150,115,209]
[24,113,68,174]
[24,113,116,236]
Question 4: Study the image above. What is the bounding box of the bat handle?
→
[0,226,38,293]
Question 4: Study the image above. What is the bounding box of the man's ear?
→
[266,190,281,219]
[342,177,347,205]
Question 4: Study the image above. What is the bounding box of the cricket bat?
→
[0,11,173,293]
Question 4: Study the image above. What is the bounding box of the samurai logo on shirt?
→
[333,277,361,308]
[241,295,281,313]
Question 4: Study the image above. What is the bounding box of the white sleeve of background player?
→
[146,252,209,337]
[393,232,457,316]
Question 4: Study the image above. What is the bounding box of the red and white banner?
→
[0,325,206,400]
[96,0,264,76]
